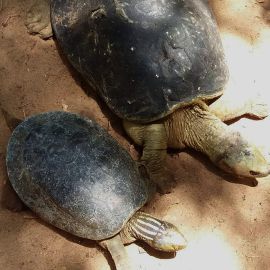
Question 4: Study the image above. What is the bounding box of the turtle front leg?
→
[123,120,173,193]
[25,0,53,39]
[209,90,269,122]
[165,103,270,178]
[99,234,135,270]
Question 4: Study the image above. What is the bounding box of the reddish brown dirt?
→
[0,1,270,270]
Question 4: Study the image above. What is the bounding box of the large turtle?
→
[6,111,187,270]
[26,0,270,192]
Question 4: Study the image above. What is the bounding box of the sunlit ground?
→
[126,230,241,270]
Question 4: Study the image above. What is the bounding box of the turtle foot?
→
[247,93,269,119]
[25,0,52,39]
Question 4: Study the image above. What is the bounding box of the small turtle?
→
[6,111,187,270]
[26,0,270,192]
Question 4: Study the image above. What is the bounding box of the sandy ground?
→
[1,0,270,269]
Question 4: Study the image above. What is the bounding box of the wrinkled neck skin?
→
[120,211,156,245]
[163,102,270,177]
[164,102,229,156]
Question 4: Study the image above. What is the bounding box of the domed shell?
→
[6,111,148,240]
[51,0,229,123]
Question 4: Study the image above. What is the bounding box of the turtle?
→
[26,0,270,192]
[6,111,187,270]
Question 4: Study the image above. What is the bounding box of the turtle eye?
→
[243,149,252,157]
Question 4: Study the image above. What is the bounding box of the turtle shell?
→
[6,111,148,240]
[51,0,229,123]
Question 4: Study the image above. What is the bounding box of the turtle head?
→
[149,220,187,252]
[126,212,187,252]
[215,133,270,178]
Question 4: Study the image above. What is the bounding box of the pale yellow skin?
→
[124,94,270,192]
[25,0,52,39]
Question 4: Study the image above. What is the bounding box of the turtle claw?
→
[25,0,52,39]
[157,181,176,195]
[36,24,52,39]
[155,171,176,195]
[137,163,175,197]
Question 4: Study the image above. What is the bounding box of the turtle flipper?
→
[99,234,135,270]
[209,90,269,122]
[123,120,174,194]
[25,0,53,39]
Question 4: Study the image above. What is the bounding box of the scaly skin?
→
[123,121,171,192]
[25,0,53,39]
[124,102,270,193]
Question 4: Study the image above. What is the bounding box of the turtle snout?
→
[217,145,270,178]
[249,164,270,178]
[152,223,187,252]
[244,148,270,178]
[249,170,260,176]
